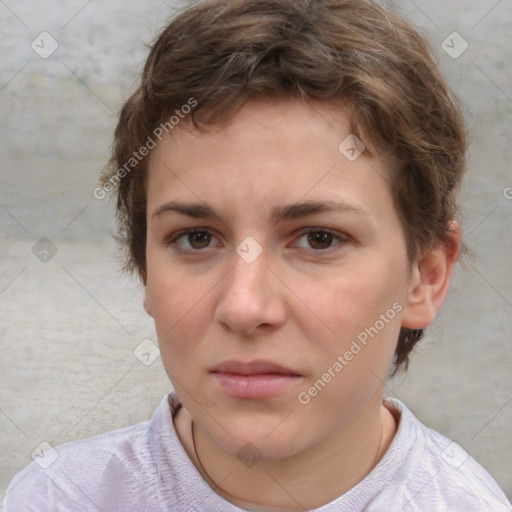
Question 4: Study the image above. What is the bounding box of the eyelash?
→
[167,227,349,255]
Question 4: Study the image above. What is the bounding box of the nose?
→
[214,244,287,336]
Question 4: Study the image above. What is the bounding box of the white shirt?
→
[5,391,511,511]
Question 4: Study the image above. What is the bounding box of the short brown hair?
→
[103,0,467,375]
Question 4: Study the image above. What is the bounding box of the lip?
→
[210,360,300,375]
[210,360,303,399]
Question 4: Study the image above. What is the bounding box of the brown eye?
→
[307,231,334,250]
[182,231,212,249]
[169,229,219,252]
[293,228,348,253]
[187,231,211,249]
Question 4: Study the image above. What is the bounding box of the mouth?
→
[210,360,303,399]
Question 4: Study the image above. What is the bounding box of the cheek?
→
[146,243,204,327]
[294,269,403,424]
[298,263,402,339]
[146,270,211,362]
[291,258,405,386]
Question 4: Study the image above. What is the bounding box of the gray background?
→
[1,0,511,507]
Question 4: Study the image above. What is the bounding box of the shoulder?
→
[365,398,512,511]
[4,421,151,511]
[3,394,178,512]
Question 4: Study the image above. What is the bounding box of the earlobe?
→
[143,288,154,317]
[401,222,461,330]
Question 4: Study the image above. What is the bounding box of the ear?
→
[143,287,154,317]
[401,221,461,329]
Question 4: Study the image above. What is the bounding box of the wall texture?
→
[1,0,511,506]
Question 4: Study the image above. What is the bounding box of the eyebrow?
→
[151,199,370,222]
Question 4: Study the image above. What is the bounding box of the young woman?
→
[7,1,511,510]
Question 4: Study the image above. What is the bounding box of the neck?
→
[176,392,396,511]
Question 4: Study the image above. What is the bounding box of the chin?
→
[212,417,308,461]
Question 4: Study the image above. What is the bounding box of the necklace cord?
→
[190,420,247,501]
[190,417,384,502]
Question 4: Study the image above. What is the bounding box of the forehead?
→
[146,97,394,223]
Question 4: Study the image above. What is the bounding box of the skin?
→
[143,97,460,510]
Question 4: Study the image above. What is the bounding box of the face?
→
[144,97,414,459]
